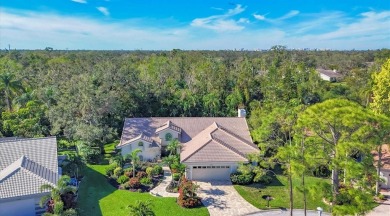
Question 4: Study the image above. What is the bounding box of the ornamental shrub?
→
[172,173,181,181]
[140,177,153,185]
[153,165,163,175]
[230,172,254,185]
[124,171,133,178]
[117,175,129,184]
[129,177,141,189]
[113,167,123,177]
[146,167,154,177]
[257,175,273,185]
[177,178,202,208]
[105,164,117,176]
[136,171,147,179]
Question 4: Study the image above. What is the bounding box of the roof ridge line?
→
[218,126,258,149]
[0,156,25,182]
[211,135,247,159]
[21,157,58,185]
[181,139,213,162]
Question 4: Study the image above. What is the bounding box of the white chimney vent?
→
[238,109,246,118]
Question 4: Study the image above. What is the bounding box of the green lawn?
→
[77,165,209,216]
[104,141,118,153]
[234,175,330,212]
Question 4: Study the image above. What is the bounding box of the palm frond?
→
[39,194,51,208]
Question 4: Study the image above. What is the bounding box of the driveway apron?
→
[197,181,260,216]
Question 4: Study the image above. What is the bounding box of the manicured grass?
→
[58,149,77,156]
[77,165,209,216]
[104,141,118,153]
[234,175,330,212]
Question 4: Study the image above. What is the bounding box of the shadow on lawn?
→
[246,175,284,190]
[77,166,115,216]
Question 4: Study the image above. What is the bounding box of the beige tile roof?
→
[184,140,247,163]
[119,117,259,163]
[372,144,390,170]
[0,137,59,199]
[118,133,155,147]
[155,120,182,133]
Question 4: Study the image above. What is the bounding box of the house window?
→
[165,133,172,141]
[138,141,144,147]
[193,167,197,169]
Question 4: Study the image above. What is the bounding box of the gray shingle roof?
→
[317,68,342,78]
[0,137,58,199]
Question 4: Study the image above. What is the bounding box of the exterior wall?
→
[183,162,239,180]
[380,169,390,189]
[157,129,179,146]
[0,197,38,216]
[120,140,160,161]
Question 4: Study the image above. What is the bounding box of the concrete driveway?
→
[367,191,390,216]
[197,181,260,216]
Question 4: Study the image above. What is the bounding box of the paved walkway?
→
[149,166,178,197]
[367,191,390,216]
[248,209,330,216]
[197,181,259,216]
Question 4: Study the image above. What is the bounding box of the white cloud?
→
[0,8,389,50]
[190,4,247,32]
[278,10,299,21]
[71,0,87,3]
[253,14,266,20]
[238,18,250,23]
[96,7,109,16]
[254,10,299,23]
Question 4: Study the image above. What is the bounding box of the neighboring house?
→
[0,137,59,216]
[117,109,260,181]
[372,144,390,189]
[317,68,343,82]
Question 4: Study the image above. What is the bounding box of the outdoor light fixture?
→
[317,207,323,216]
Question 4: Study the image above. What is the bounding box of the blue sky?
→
[1,0,389,50]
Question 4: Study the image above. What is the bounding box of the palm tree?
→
[0,72,24,111]
[39,175,77,215]
[162,154,179,167]
[166,139,181,156]
[125,149,142,177]
[128,200,155,216]
[64,154,85,180]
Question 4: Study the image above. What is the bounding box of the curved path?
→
[149,166,178,198]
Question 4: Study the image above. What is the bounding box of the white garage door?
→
[191,165,231,181]
[0,198,35,216]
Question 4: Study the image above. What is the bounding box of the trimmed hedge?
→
[230,172,254,185]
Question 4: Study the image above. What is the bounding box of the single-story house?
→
[0,137,59,216]
[372,144,390,189]
[317,68,343,82]
[117,109,260,181]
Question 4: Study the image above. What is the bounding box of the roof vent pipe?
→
[238,109,246,118]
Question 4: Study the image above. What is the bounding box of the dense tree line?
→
[0,48,388,147]
[0,47,389,214]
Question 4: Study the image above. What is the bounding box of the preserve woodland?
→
[0,47,390,215]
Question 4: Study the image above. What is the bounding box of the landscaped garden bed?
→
[105,156,165,192]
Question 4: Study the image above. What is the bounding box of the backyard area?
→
[77,165,209,216]
[234,175,331,212]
